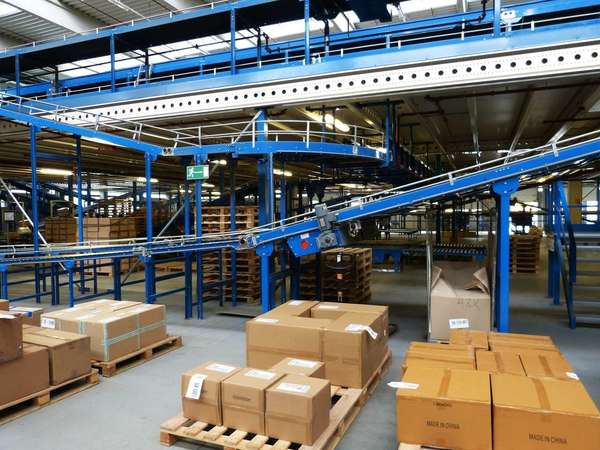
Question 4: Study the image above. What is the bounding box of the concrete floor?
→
[1,262,599,450]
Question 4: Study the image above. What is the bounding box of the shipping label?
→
[41,317,56,329]
[185,374,207,400]
[255,318,279,324]
[206,363,236,373]
[388,382,420,390]
[449,318,470,329]
[276,382,311,394]
[289,359,318,369]
[245,369,277,380]
[345,323,378,339]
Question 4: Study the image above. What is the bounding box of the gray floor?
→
[1,262,599,450]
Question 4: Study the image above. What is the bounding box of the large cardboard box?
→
[520,353,576,381]
[476,350,525,375]
[266,374,330,445]
[0,343,50,407]
[270,358,325,378]
[181,362,241,425]
[8,306,44,326]
[310,302,389,332]
[323,312,387,388]
[492,374,600,450]
[449,329,488,350]
[123,303,166,347]
[246,316,331,369]
[402,342,476,372]
[222,368,285,434]
[429,263,491,341]
[396,367,492,450]
[265,300,319,318]
[72,299,140,312]
[23,328,91,385]
[0,299,8,310]
[0,313,22,363]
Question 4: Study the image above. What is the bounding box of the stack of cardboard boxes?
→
[395,330,600,450]
[40,299,167,362]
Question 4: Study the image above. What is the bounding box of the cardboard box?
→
[476,350,525,375]
[449,329,489,350]
[492,374,600,450]
[310,302,389,333]
[396,367,492,450]
[123,303,166,347]
[23,328,91,385]
[0,299,8,311]
[270,358,325,378]
[265,300,319,318]
[323,312,387,388]
[0,343,50,407]
[0,313,23,363]
[520,353,576,381]
[72,299,140,312]
[489,343,561,357]
[222,368,285,434]
[246,316,331,369]
[8,306,44,326]
[266,374,330,445]
[429,262,491,341]
[181,362,241,424]
[489,332,554,345]
[402,342,476,372]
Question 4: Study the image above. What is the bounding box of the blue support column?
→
[230,8,237,75]
[113,258,122,300]
[493,0,502,37]
[492,178,519,332]
[75,136,86,293]
[30,126,41,304]
[66,260,75,307]
[0,264,8,300]
[144,153,156,304]
[230,157,238,307]
[194,154,204,319]
[385,101,391,167]
[257,243,274,313]
[183,178,193,318]
[110,34,116,92]
[15,54,20,97]
[279,164,287,304]
[304,0,311,65]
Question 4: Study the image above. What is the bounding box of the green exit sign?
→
[186,165,209,181]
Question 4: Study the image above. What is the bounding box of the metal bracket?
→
[314,204,336,231]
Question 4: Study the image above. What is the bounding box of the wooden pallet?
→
[160,385,362,450]
[92,335,183,377]
[0,370,100,426]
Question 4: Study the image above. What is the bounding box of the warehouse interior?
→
[0,1,600,450]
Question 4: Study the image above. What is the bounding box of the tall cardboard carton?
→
[8,306,44,326]
[270,358,325,378]
[492,374,600,450]
[0,299,9,310]
[322,312,387,388]
[449,329,488,350]
[402,342,476,372]
[476,350,525,375]
[0,344,50,406]
[265,300,319,318]
[396,367,492,450]
[0,313,23,363]
[181,362,241,425]
[520,352,576,381]
[266,374,330,445]
[429,263,491,341]
[222,368,285,434]
[23,328,91,385]
[246,316,331,369]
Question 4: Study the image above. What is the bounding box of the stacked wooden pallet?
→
[44,217,77,243]
[300,248,373,303]
[83,217,138,276]
[201,206,258,233]
[510,234,541,273]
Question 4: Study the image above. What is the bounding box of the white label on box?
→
[277,382,311,394]
[206,363,236,374]
[185,374,207,400]
[255,318,279,324]
[317,305,339,310]
[566,372,580,381]
[245,369,277,380]
[449,318,470,329]
[41,317,56,329]
[288,300,304,306]
[289,359,318,369]
[0,313,16,320]
[345,323,378,340]
[388,382,420,390]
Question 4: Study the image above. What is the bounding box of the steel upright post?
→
[194,154,204,319]
[75,136,86,293]
[110,34,116,92]
[230,8,237,75]
[30,126,41,303]
[230,157,238,307]
[494,0,502,37]
[279,163,287,304]
[15,54,20,97]
[304,0,311,65]
[184,178,193,318]
[144,152,155,304]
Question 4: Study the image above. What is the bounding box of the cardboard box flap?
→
[433,262,489,295]
[431,266,443,289]
[464,267,490,294]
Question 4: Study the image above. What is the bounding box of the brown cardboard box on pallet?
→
[265,374,330,445]
[492,374,600,450]
[449,329,489,350]
[520,352,577,381]
[123,303,166,347]
[222,368,285,435]
[322,312,387,388]
[8,306,44,326]
[488,331,555,347]
[395,367,492,450]
[0,313,23,363]
[402,342,476,372]
[22,328,91,385]
[270,357,325,378]
[0,299,8,311]
[429,262,491,342]
[310,302,389,331]
[476,350,525,375]
[181,362,241,425]
[264,300,319,318]
[0,343,50,407]
[246,316,331,369]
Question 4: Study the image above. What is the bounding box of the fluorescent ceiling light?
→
[10,189,26,195]
[203,183,216,188]
[273,169,293,177]
[38,168,73,176]
[211,159,227,165]
[324,114,350,133]
[135,177,158,183]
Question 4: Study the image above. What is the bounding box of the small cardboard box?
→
[402,342,476,373]
[449,329,489,350]
[476,350,525,375]
[181,362,241,425]
[246,316,331,369]
[395,367,492,450]
[429,263,491,342]
[0,343,50,407]
[8,306,44,326]
[0,299,8,311]
[520,353,576,381]
[266,374,330,445]
[222,368,285,435]
[489,343,561,357]
[323,312,387,388]
[123,303,166,347]
[270,358,325,378]
[265,300,319,318]
[23,328,91,385]
[0,313,23,363]
[492,374,600,450]
[489,332,554,345]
